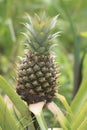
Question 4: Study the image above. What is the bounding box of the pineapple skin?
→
[16,14,60,104]
[16,51,58,104]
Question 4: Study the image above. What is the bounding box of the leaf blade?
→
[0,95,21,130]
[0,75,35,130]
[71,80,87,115]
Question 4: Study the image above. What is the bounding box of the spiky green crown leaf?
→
[23,13,60,54]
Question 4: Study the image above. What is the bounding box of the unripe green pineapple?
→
[16,14,60,104]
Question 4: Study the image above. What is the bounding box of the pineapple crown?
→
[23,13,60,55]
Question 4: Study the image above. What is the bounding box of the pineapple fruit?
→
[16,14,59,104]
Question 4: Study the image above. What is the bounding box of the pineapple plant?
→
[16,14,60,105]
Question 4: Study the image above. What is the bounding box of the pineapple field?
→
[0,0,87,130]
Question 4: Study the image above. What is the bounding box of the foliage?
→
[0,0,87,130]
[0,0,87,98]
[0,75,87,130]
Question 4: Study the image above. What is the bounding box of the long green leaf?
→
[0,96,21,130]
[77,118,87,130]
[71,80,87,115]
[71,100,87,130]
[0,75,35,130]
[35,111,48,130]
[0,126,2,130]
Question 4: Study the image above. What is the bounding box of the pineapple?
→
[16,14,59,104]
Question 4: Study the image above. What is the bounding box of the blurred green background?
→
[0,0,87,125]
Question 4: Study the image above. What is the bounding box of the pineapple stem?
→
[35,110,48,130]
[29,101,48,130]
